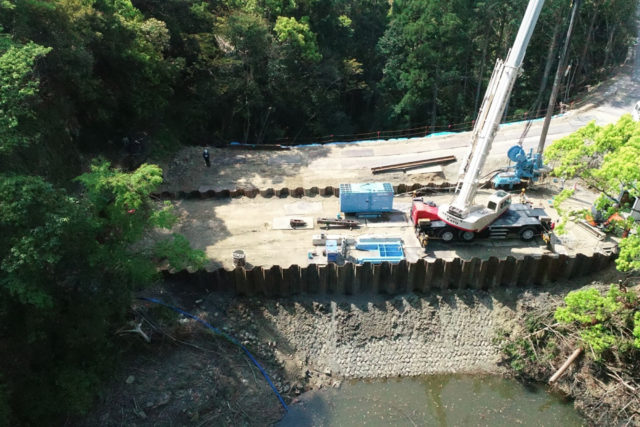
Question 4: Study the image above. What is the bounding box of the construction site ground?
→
[163,182,617,270]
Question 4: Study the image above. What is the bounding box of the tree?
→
[554,285,639,359]
[0,161,204,424]
[0,42,51,154]
[545,115,640,272]
[273,16,321,62]
[378,0,470,128]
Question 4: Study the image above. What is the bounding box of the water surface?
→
[279,375,584,426]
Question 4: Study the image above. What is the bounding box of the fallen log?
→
[549,348,582,384]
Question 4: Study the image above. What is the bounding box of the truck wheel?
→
[439,229,455,242]
[519,227,536,241]
[459,230,475,242]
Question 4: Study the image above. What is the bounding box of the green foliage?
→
[617,233,640,272]
[555,287,622,325]
[502,337,538,372]
[154,234,207,271]
[0,162,204,424]
[0,42,51,153]
[76,159,168,242]
[554,285,639,358]
[546,116,640,196]
[546,116,640,272]
[274,16,322,62]
[634,311,640,348]
[552,188,575,213]
[551,189,575,235]
[55,367,100,415]
[545,121,599,178]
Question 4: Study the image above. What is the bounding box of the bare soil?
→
[156,182,613,271]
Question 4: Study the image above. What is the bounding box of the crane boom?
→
[438,0,545,232]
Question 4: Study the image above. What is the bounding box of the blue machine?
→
[326,240,339,263]
[339,182,394,214]
[492,145,548,190]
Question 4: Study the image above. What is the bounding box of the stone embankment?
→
[260,292,508,382]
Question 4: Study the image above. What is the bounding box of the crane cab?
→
[487,190,512,214]
[410,198,440,225]
[439,190,512,233]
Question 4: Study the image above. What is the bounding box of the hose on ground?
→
[138,297,289,412]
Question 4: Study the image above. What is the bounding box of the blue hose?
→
[138,297,288,412]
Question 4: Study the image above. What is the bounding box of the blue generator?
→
[339,182,394,214]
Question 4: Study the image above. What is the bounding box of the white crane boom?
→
[438,0,545,232]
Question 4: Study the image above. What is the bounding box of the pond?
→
[278,375,584,426]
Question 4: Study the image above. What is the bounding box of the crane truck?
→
[411,0,553,246]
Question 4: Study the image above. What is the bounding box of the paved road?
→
[306,63,640,186]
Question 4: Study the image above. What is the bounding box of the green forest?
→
[0,0,638,424]
[1,0,637,175]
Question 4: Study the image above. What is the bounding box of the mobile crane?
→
[411,0,553,245]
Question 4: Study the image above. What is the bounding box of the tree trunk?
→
[535,15,563,116]
[474,39,488,115]
[574,6,599,89]
[431,76,439,130]
[603,22,617,69]
[549,348,582,384]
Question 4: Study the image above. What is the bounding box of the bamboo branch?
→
[607,370,637,393]
[549,348,582,384]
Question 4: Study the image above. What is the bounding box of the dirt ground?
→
[158,181,615,270]
[151,67,634,270]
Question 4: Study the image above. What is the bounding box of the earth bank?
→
[83,269,625,426]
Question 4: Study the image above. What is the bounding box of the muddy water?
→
[279,374,584,426]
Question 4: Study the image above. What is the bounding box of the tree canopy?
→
[0,0,636,174]
[546,115,640,272]
[0,161,204,424]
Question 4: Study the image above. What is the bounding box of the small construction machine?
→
[492,145,551,189]
[412,0,553,246]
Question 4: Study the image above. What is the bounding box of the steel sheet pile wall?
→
[163,252,615,297]
[153,181,471,200]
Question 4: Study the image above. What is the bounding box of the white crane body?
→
[438,0,545,233]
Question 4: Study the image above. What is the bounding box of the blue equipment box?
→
[339,182,394,214]
[326,240,339,263]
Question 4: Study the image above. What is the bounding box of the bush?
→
[554,285,639,359]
